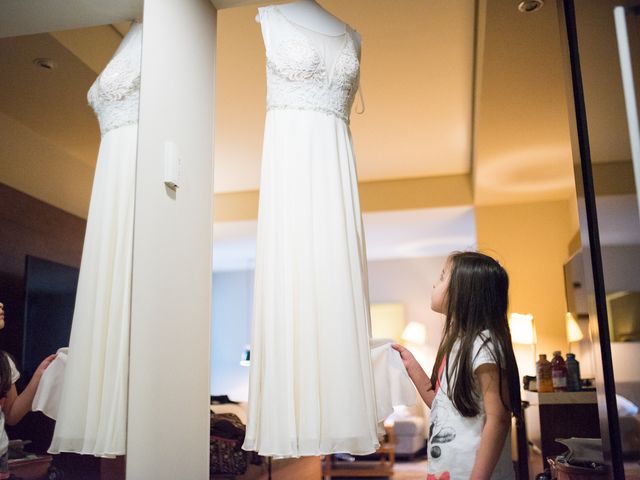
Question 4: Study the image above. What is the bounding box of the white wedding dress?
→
[48,22,142,458]
[243,6,383,457]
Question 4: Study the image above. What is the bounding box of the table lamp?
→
[401,321,427,346]
[239,345,250,367]
[566,312,584,344]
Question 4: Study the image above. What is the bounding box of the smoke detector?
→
[33,58,57,70]
[518,0,544,13]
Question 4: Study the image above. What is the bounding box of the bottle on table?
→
[551,350,568,392]
[566,353,581,391]
[536,354,554,393]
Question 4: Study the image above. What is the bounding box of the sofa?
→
[615,382,640,460]
[386,399,428,458]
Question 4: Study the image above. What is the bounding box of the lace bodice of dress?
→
[258,6,360,123]
[88,22,142,136]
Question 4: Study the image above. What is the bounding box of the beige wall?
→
[475,198,577,359]
[368,256,450,369]
[214,174,472,222]
[127,1,216,478]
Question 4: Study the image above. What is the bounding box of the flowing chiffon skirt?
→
[48,123,137,457]
[243,109,381,457]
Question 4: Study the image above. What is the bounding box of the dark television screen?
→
[22,255,78,378]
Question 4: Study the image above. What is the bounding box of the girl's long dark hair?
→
[430,251,521,419]
[0,351,13,399]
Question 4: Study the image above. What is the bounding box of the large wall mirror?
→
[2,1,217,478]
[560,0,640,477]
[1,2,142,478]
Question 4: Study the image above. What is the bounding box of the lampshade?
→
[566,312,584,343]
[240,346,250,367]
[509,313,535,345]
[401,321,427,345]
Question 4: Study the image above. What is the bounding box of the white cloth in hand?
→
[371,338,416,423]
[32,348,68,419]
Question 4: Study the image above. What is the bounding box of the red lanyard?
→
[435,355,447,393]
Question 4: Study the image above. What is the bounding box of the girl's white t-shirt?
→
[0,355,21,454]
[427,330,515,480]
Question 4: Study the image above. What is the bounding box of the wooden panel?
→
[538,403,601,470]
[0,183,111,478]
[0,182,85,359]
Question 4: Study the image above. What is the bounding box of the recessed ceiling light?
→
[518,0,544,13]
[33,58,57,70]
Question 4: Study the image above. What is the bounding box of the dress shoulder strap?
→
[256,6,276,56]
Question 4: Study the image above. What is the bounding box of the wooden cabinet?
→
[8,455,53,480]
[523,391,601,472]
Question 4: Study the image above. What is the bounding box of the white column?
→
[127,0,216,478]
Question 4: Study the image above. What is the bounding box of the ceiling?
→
[0,24,128,217]
[578,194,640,247]
[0,32,106,167]
[214,0,475,193]
[0,0,142,38]
[573,0,634,164]
[0,0,633,219]
[473,0,576,204]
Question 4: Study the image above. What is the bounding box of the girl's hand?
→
[392,344,418,372]
[34,354,57,379]
[393,344,435,408]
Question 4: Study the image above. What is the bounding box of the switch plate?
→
[164,141,181,189]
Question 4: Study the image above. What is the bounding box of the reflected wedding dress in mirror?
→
[48,22,142,458]
[243,2,385,457]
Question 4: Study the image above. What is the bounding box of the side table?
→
[523,390,601,472]
[8,455,53,480]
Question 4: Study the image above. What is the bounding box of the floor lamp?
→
[509,313,537,379]
[508,313,535,480]
[401,321,428,367]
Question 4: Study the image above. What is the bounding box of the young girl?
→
[393,251,521,480]
[0,301,55,479]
